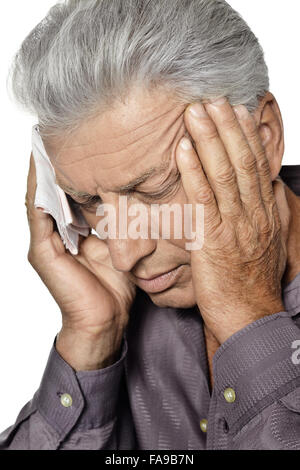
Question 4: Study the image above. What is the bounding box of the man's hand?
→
[176,97,291,344]
[25,154,136,370]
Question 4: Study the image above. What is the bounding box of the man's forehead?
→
[47,88,187,194]
[49,89,186,164]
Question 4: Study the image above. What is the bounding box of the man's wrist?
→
[209,311,300,437]
[34,333,128,439]
[56,327,124,371]
[207,299,285,344]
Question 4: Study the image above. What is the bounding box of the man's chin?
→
[146,284,196,309]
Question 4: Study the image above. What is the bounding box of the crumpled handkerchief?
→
[32,125,90,255]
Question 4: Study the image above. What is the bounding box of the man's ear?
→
[252,91,285,181]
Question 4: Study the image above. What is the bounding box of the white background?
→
[0,1,299,431]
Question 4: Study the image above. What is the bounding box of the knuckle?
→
[25,193,34,210]
[242,119,258,139]
[216,165,236,185]
[257,157,271,176]
[271,200,280,224]
[26,208,34,224]
[240,151,256,173]
[197,121,218,141]
[254,205,267,220]
[186,158,201,172]
[253,206,270,233]
[222,115,238,132]
[80,238,94,257]
[193,185,215,204]
[27,249,35,265]
[254,148,267,167]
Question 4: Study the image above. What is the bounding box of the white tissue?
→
[31,125,90,255]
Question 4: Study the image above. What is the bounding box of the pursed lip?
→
[133,265,184,293]
[135,269,178,281]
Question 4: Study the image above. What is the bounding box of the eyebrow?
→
[56,161,171,199]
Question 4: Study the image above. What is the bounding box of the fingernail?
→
[233,105,249,120]
[208,97,227,106]
[189,102,207,118]
[180,137,193,150]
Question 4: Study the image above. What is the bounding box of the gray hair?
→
[8,0,269,140]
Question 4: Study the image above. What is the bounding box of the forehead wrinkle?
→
[55,126,161,167]
[52,98,186,195]
[57,103,178,151]
[101,116,184,193]
[53,104,182,166]
[56,110,186,197]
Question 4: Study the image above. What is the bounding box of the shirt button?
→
[224,387,236,403]
[60,393,73,408]
[200,419,208,433]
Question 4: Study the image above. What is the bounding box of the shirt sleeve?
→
[207,310,300,450]
[0,334,136,450]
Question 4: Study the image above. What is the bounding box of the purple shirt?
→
[1,165,300,450]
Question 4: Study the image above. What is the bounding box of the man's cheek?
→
[170,236,189,251]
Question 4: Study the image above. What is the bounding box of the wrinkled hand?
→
[176,97,291,344]
[25,154,136,369]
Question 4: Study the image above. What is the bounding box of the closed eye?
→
[135,172,181,202]
[67,194,103,212]
[66,171,181,209]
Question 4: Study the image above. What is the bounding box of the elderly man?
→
[1,0,300,450]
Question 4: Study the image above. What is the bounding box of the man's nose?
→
[96,192,157,272]
[107,238,156,273]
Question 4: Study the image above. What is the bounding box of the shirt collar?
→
[282,270,300,315]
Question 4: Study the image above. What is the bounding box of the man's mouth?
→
[134,265,184,293]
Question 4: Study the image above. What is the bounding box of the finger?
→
[272,177,291,245]
[203,98,262,210]
[78,234,110,263]
[25,153,37,206]
[78,232,91,246]
[25,153,54,246]
[176,136,222,234]
[184,101,243,218]
[233,104,275,208]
